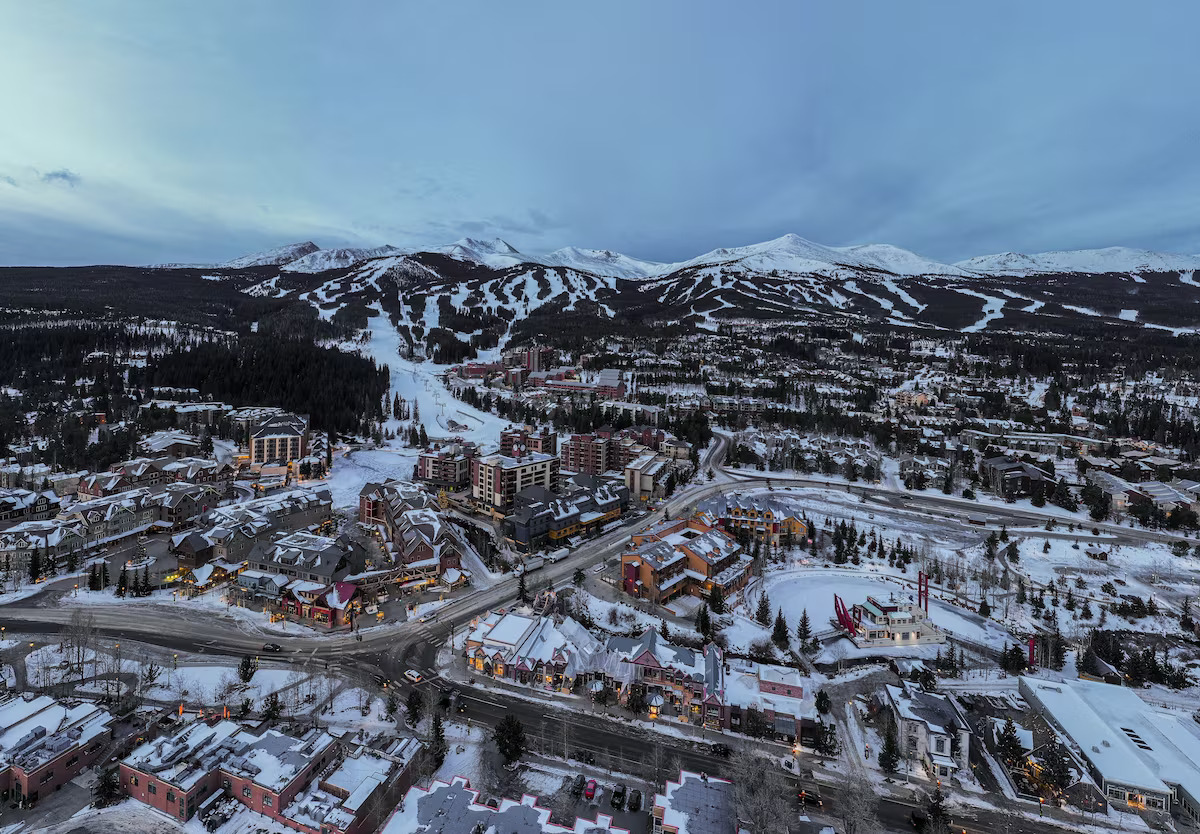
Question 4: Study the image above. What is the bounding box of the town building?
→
[505,475,628,551]
[980,456,1055,499]
[652,770,737,834]
[0,695,113,807]
[884,681,971,780]
[357,480,467,587]
[384,776,629,834]
[1020,676,1200,820]
[121,718,418,831]
[416,443,477,490]
[250,412,310,466]
[835,587,947,649]
[471,452,559,516]
[698,493,807,546]
[0,488,61,527]
[620,515,752,605]
[499,424,558,457]
[464,611,607,690]
[560,433,612,475]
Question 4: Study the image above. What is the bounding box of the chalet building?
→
[357,480,467,586]
[138,429,201,458]
[620,515,752,605]
[980,456,1055,499]
[0,489,60,527]
[464,611,606,690]
[471,452,559,516]
[504,475,628,552]
[698,494,807,546]
[186,487,333,567]
[0,695,113,807]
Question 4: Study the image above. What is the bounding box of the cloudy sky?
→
[2,2,1199,266]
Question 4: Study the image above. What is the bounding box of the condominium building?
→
[471,452,559,515]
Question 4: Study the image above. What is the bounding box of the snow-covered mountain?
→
[222,241,320,269]
[429,238,528,270]
[671,234,967,278]
[539,247,664,280]
[281,245,407,273]
[956,246,1200,276]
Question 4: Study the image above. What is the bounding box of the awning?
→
[929,753,957,770]
[774,716,797,735]
[588,680,606,692]
[647,693,666,707]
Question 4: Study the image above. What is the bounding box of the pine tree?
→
[141,566,151,596]
[659,619,670,640]
[707,584,726,615]
[755,592,771,626]
[28,549,41,583]
[996,717,1024,765]
[772,608,789,648]
[879,718,900,774]
[116,567,127,598]
[978,596,991,617]
[405,690,424,726]
[101,562,110,588]
[429,711,448,769]
[493,715,526,764]
[517,570,528,604]
[238,655,255,683]
[797,608,812,642]
[815,689,831,715]
[695,603,711,637]
[66,548,78,573]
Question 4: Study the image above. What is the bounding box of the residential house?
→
[884,681,971,780]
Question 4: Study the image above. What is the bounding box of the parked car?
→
[571,775,586,796]
[584,780,597,801]
[261,643,282,653]
[710,743,731,758]
[404,669,422,683]
[910,808,929,830]
[610,784,627,810]
[628,789,642,812]
[796,782,822,807]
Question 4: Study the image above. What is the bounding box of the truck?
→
[546,548,570,564]
[516,556,545,574]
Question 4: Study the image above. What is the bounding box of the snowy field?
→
[757,570,1016,648]
[310,304,514,509]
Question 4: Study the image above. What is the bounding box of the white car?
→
[404,669,423,684]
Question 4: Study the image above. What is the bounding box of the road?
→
[0,430,1142,832]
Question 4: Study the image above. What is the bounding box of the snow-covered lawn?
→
[572,591,658,635]
[758,569,1016,649]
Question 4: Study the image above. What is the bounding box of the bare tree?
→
[837,771,880,834]
[64,609,96,683]
[730,751,788,834]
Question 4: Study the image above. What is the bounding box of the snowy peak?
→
[540,246,664,280]
[956,246,1200,276]
[222,241,320,269]
[281,245,406,273]
[675,233,964,277]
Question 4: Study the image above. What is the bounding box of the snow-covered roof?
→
[653,770,736,834]
[1021,677,1200,800]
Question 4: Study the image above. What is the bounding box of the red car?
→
[584,780,597,801]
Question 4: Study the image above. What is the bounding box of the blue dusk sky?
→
[1,1,1198,266]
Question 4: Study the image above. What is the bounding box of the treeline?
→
[151,337,388,435]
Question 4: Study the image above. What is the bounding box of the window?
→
[935,738,946,753]
[167,790,175,803]
[148,783,157,795]
[222,778,231,790]
[40,771,55,784]
[242,786,252,798]
[263,795,273,808]
[66,755,78,768]
[130,776,139,786]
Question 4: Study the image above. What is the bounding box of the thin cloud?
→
[0,175,16,187]
[40,169,81,187]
